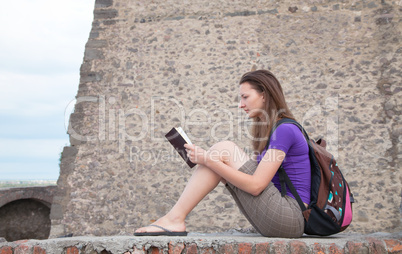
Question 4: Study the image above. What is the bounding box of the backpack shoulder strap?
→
[278,167,307,212]
[267,118,309,212]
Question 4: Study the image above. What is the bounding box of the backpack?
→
[268,118,354,236]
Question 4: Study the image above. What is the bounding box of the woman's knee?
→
[208,141,237,152]
[208,141,249,168]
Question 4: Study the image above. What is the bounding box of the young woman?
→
[134,70,311,237]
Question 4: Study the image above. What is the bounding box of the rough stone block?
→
[271,241,288,254]
[366,237,387,254]
[84,49,105,61]
[33,246,46,254]
[149,246,163,254]
[346,241,369,254]
[14,244,31,254]
[0,246,13,254]
[86,40,108,49]
[255,242,269,253]
[168,242,185,254]
[93,9,118,19]
[289,240,309,254]
[238,243,252,254]
[65,246,79,254]
[384,239,402,253]
[185,243,198,254]
[199,247,216,254]
[95,0,113,8]
[328,243,344,254]
[312,243,326,254]
[219,243,237,254]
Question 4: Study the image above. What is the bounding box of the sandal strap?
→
[149,224,172,232]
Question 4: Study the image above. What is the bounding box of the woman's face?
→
[239,82,266,118]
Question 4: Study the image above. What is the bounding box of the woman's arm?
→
[184,144,285,196]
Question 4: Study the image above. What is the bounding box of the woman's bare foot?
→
[134,215,186,234]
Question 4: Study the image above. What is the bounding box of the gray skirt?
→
[226,159,305,237]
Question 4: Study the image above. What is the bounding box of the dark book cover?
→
[165,127,196,168]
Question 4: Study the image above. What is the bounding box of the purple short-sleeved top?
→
[257,123,311,204]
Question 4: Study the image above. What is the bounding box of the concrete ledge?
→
[0,232,401,254]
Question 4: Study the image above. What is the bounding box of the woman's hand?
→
[184,144,208,165]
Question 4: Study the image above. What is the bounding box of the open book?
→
[165,127,196,168]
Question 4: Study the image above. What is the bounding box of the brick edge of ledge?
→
[1,237,401,254]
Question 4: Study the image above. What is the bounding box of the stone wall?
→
[50,0,401,237]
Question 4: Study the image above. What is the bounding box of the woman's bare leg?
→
[135,141,249,233]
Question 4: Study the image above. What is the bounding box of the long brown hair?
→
[239,70,295,153]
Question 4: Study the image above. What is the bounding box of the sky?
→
[0,0,95,180]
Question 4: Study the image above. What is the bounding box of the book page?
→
[176,127,192,144]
